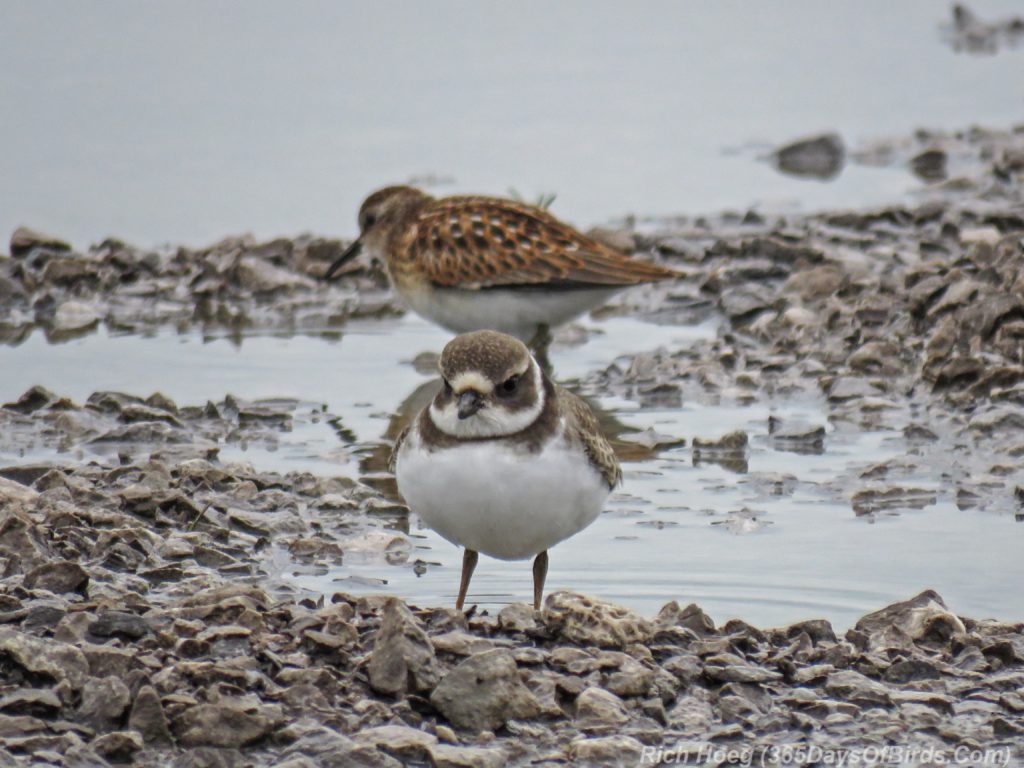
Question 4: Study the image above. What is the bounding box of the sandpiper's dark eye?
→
[499,375,519,396]
[362,213,377,230]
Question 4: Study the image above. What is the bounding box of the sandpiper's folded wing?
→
[400,196,681,290]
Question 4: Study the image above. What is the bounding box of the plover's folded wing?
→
[403,196,681,290]
[388,425,411,474]
[558,388,622,490]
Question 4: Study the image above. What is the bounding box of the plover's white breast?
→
[395,427,610,560]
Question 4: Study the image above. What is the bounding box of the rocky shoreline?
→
[2,459,1024,768]
[2,120,1024,765]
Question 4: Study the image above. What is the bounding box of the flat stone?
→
[497,603,537,633]
[10,226,71,256]
[355,725,435,760]
[88,611,151,640]
[427,743,507,768]
[883,658,942,684]
[0,629,89,689]
[81,644,139,679]
[569,735,645,766]
[91,730,144,761]
[774,133,845,179]
[52,301,102,332]
[853,590,965,644]
[0,688,62,717]
[78,675,131,730]
[543,591,653,648]
[825,670,892,707]
[23,561,89,595]
[429,649,540,732]
[574,686,629,727]
[0,714,47,738]
[656,601,716,635]
[173,703,277,748]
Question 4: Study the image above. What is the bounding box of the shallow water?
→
[3,313,1022,629]
[1,1,1022,249]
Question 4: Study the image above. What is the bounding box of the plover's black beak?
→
[324,238,362,280]
[457,391,484,420]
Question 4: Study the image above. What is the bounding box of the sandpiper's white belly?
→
[395,432,610,560]
[398,284,622,341]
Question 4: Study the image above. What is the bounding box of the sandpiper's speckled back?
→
[359,186,681,290]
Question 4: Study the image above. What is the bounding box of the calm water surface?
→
[2,314,1021,629]
[1,1,1022,248]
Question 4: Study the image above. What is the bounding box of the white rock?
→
[53,301,102,331]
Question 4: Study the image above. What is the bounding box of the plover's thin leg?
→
[455,549,478,611]
[532,550,549,611]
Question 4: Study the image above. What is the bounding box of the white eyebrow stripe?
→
[451,371,494,394]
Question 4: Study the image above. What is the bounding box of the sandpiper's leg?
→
[527,324,553,374]
[456,549,478,611]
[532,550,549,611]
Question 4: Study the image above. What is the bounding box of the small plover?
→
[325,186,680,345]
[392,330,621,610]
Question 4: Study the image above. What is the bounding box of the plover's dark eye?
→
[499,375,519,396]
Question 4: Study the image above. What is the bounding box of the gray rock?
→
[367,598,440,696]
[574,687,629,727]
[569,735,644,766]
[23,561,89,595]
[235,256,315,294]
[427,743,507,768]
[692,430,748,451]
[497,603,537,633]
[52,301,102,333]
[543,592,653,649]
[10,226,71,257]
[81,644,138,679]
[853,590,965,645]
[78,676,131,730]
[0,629,89,689]
[851,486,938,516]
[2,385,58,414]
[910,148,947,182]
[703,654,782,684]
[662,654,702,684]
[719,286,773,321]
[0,688,62,717]
[91,730,144,762]
[430,649,541,731]
[88,611,151,640]
[603,655,654,698]
[173,704,277,748]
[354,725,435,761]
[0,713,47,737]
[129,685,173,746]
[656,601,716,635]
[767,418,826,453]
[825,670,892,707]
[774,133,845,179]
[786,618,837,644]
[883,658,942,683]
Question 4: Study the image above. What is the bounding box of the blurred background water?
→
[1,0,1021,249]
